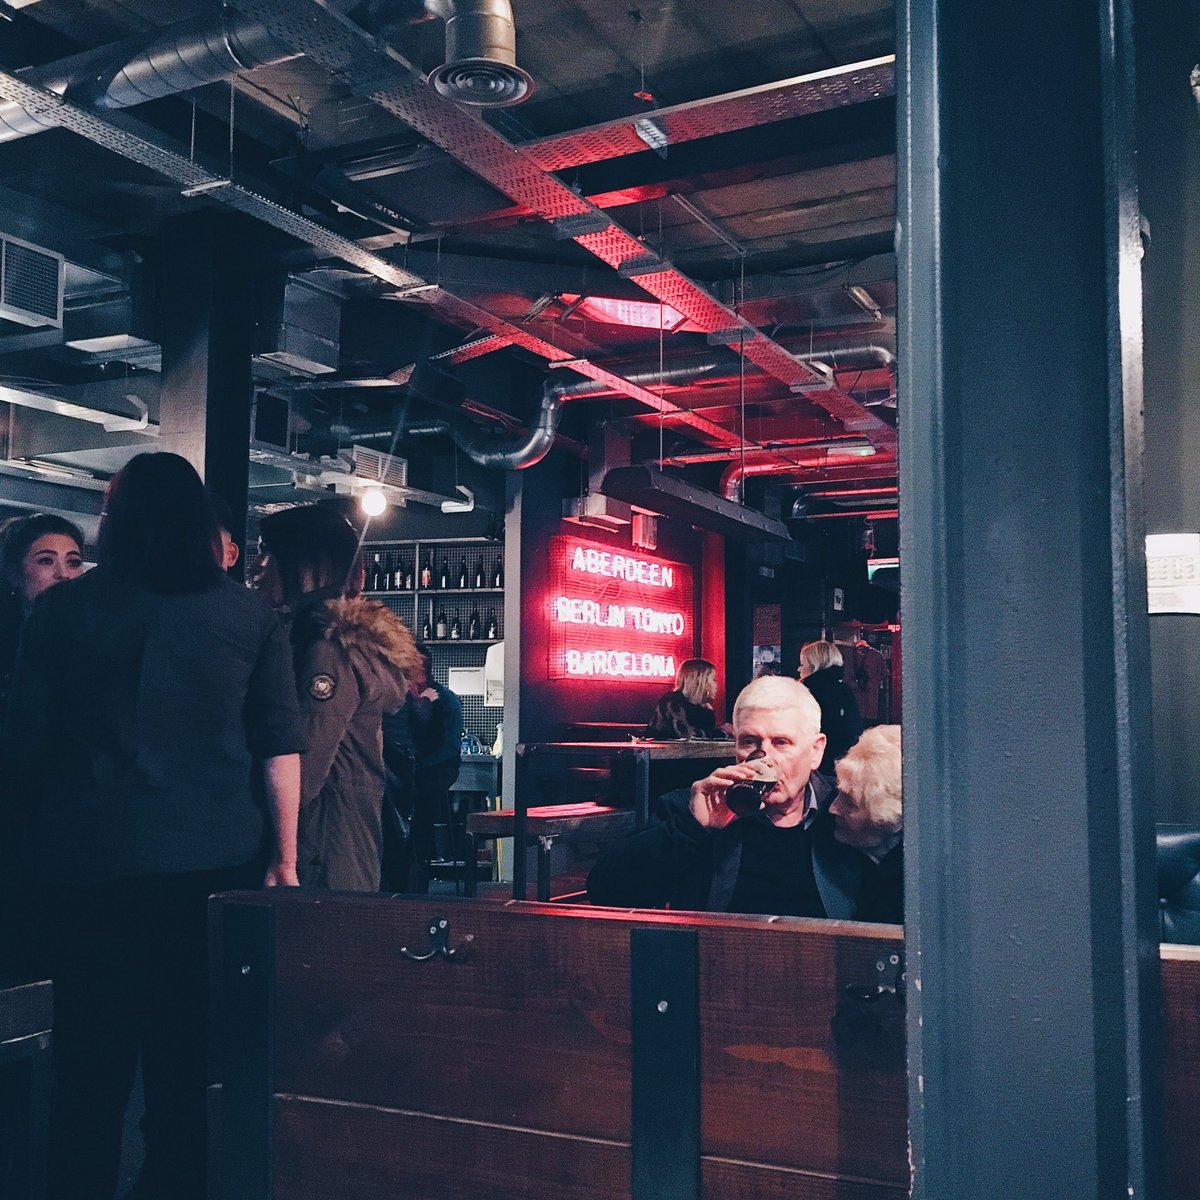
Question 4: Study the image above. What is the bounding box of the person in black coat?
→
[829,724,903,923]
[643,657,730,740]
[588,676,863,917]
[798,639,864,774]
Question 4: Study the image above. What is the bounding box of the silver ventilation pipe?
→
[719,450,890,501]
[425,0,533,107]
[0,11,299,143]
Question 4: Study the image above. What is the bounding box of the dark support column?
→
[898,0,1162,1197]
[158,213,259,575]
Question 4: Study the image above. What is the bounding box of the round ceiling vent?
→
[428,58,533,107]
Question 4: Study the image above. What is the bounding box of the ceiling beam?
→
[519,57,896,173]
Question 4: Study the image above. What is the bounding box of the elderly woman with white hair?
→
[830,724,903,923]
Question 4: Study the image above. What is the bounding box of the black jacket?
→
[2,568,304,887]
[853,841,904,924]
[802,666,864,773]
[643,691,726,740]
[586,773,863,916]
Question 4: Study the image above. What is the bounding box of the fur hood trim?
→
[318,596,424,689]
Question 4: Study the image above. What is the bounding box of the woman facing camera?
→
[0,513,85,712]
[1,452,304,1200]
[644,657,730,740]
[253,504,423,891]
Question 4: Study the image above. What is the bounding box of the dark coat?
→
[853,841,904,924]
[586,772,863,917]
[643,691,725,740]
[2,568,303,887]
[802,666,864,773]
[290,595,421,892]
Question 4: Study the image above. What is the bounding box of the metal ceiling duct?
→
[0,11,299,143]
[600,465,792,543]
[425,0,532,108]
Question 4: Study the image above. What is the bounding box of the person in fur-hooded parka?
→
[254,506,423,891]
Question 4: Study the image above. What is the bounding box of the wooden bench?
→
[464,803,636,900]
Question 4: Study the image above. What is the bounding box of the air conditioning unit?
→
[351,445,408,508]
[0,234,64,329]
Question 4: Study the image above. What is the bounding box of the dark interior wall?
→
[516,450,706,742]
[1137,0,1200,821]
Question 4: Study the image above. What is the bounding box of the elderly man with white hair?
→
[587,675,864,917]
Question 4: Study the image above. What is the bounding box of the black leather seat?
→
[1157,825,1200,944]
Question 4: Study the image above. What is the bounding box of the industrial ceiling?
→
[0,0,899,538]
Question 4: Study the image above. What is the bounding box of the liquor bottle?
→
[458,561,468,589]
[438,558,449,590]
[420,553,432,589]
[435,607,448,640]
[473,556,484,589]
[398,563,412,591]
[492,554,503,589]
[421,604,431,641]
[468,608,480,640]
[369,552,384,591]
[449,609,461,640]
[485,608,498,640]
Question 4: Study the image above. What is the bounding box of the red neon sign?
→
[548,536,694,682]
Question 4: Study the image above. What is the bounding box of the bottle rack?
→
[363,538,505,645]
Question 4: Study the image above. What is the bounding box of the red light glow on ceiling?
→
[560,293,689,332]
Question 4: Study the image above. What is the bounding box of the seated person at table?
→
[588,676,862,916]
[643,658,730,740]
[830,724,903,924]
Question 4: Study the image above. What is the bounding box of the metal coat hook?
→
[400,915,473,963]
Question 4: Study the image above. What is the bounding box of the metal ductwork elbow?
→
[425,0,533,108]
[455,378,565,469]
[0,12,299,144]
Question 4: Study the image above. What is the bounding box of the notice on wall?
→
[1147,534,1200,615]
[547,536,694,683]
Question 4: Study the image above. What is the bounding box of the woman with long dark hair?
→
[253,503,422,891]
[0,512,85,713]
[1,452,304,1200]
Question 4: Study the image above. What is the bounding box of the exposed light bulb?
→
[360,488,387,517]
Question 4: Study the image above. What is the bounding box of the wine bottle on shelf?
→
[420,554,432,589]
[485,608,498,640]
[369,552,385,591]
[473,557,484,589]
[449,609,461,640]
[458,561,468,589]
[438,558,449,590]
[400,563,412,591]
[492,555,503,588]
[435,607,448,640]
[421,603,432,642]
[468,608,480,640]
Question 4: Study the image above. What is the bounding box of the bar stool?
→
[463,803,636,900]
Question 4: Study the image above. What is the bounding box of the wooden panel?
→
[259,894,905,1186]
[273,1096,630,1200]
[271,898,634,1142]
[699,926,907,1183]
[1162,947,1200,1200]
[0,980,52,1045]
[700,1158,906,1200]
[271,1099,907,1200]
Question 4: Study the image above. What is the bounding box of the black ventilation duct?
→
[600,466,792,543]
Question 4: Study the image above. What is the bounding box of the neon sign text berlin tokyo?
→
[553,597,686,635]
[570,546,674,589]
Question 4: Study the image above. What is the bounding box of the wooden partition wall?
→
[208,893,1200,1200]
[209,893,908,1200]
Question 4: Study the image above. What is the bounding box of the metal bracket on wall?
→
[630,926,700,1200]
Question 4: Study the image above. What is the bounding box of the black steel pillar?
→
[898,0,1162,1196]
[158,212,258,571]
